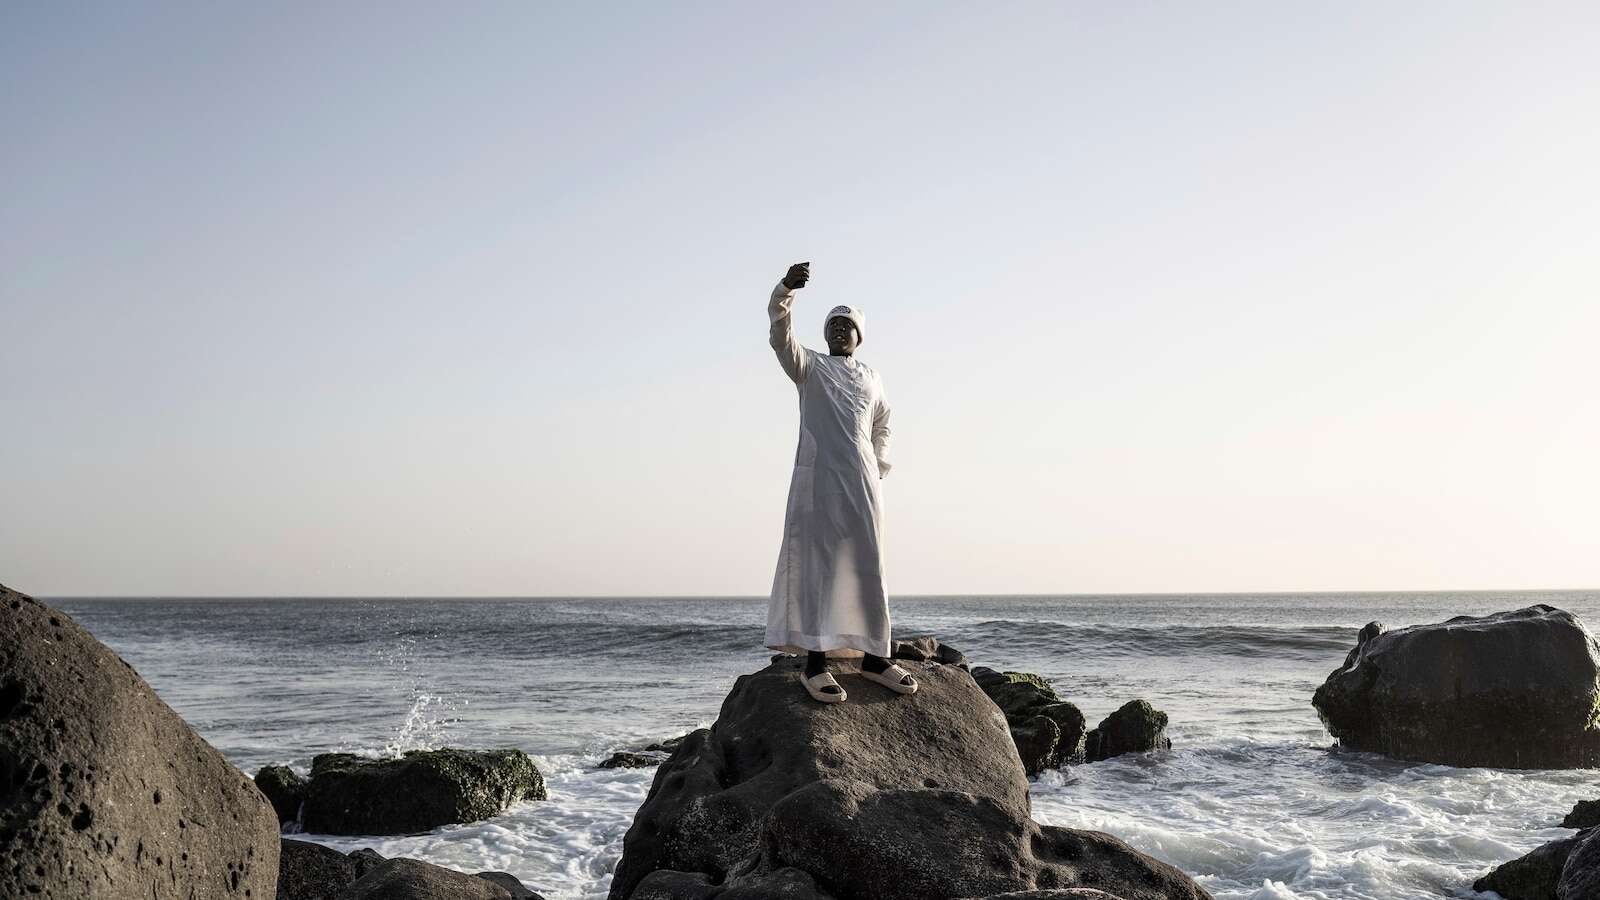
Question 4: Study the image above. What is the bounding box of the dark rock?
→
[1313,606,1600,768]
[1565,799,1600,829]
[971,666,1088,774]
[1085,700,1172,762]
[1009,715,1065,775]
[279,837,358,900]
[632,865,839,899]
[302,748,546,834]
[891,635,970,667]
[258,764,308,825]
[978,892,1128,899]
[607,655,1210,900]
[643,734,692,753]
[475,870,546,899]
[348,846,386,878]
[601,751,670,769]
[0,583,280,899]
[338,856,511,899]
[1559,826,1600,899]
[979,883,1132,890]
[1473,828,1588,899]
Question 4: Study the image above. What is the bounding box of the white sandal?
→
[802,670,847,703]
[859,662,918,694]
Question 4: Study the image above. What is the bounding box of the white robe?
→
[765,278,893,659]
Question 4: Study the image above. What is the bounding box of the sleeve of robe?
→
[768,279,809,384]
[872,391,893,477]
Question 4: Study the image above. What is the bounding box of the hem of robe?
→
[765,629,890,659]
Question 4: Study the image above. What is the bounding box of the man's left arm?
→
[872,391,892,478]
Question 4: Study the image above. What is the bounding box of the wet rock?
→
[476,870,547,898]
[607,655,1211,900]
[301,748,546,835]
[0,583,280,899]
[1473,829,1587,899]
[1085,700,1172,762]
[971,666,1088,774]
[348,846,386,877]
[1565,799,1600,829]
[601,751,670,769]
[279,837,358,900]
[972,883,1126,890]
[257,764,308,826]
[1559,826,1600,899]
[338,856,511,899]
[1313,606,1600,768]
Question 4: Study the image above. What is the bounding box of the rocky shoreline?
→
[9,579,1600,898]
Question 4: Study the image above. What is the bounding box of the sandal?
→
[859,662,918,695]
[802,670,847,703]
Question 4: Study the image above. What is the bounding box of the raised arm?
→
[768,262,811,384]
[872,390,892,477]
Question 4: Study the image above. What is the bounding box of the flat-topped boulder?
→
[1313,605,1600,768]
[301,748,546,835]
[277,840,547,899]
[608,655,1211,900]
[0,583,280,898]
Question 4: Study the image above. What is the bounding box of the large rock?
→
[1085,700,1172,763]
[1559,826,1600,899]
[1473,829,1589,899]
[1312,605,1600,768]
[0,583,280,898]
[607,655,1210,900]
[971,667,1088,774]
[301,748,545,834]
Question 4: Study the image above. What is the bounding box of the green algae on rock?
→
[301,748,546,835]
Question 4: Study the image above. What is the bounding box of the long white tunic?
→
[765,278,893,659]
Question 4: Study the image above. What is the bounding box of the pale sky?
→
[3,2,1597,597]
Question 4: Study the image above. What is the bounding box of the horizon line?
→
[42,586,1600,601]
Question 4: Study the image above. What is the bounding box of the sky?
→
[2,2,1597,597]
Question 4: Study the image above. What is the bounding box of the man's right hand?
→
[782,261,810,290]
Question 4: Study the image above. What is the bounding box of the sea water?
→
[56,591,1600,900]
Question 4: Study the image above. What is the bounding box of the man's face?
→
[826,316,860,355]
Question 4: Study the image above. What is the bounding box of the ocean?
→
[54,591,1600,900]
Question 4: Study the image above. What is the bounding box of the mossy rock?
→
[971,667,1087,773]
[302,748,545,835]
[255,764,308,826]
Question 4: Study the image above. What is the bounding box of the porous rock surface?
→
[1313,605,1600,768]
[0,582,279,899]
[300,748,546,834]
[607,655,1210,900]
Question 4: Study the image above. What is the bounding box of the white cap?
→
[824,305,865,344]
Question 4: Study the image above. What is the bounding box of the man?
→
[765,261,918,703]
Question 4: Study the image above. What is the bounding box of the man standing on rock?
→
[766,261,918,703]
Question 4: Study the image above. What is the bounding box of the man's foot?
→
[860,654,918,694]
[803,650,845,702]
